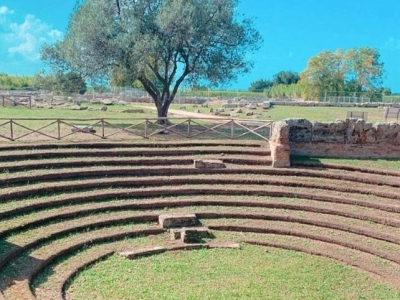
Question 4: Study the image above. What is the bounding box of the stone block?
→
[170,228,182,240]
[170,227,212,241]
[194,159,226,169]
[159,213,198,229]
[208,241,241,249]
[181,229,203,243]
[71,125,96,133]
[119,246,166,259]
[285,118,312,142]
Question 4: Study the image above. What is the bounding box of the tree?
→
[33,71,87,94]
[299,47,385,100]
[273,71,299,85]
[345,47,384,91]
[249,79,273,92]
[41,0,262,121]
[299,49,347,99]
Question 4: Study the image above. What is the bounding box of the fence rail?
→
[0,117,273,142]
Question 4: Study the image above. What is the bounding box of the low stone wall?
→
[269,118,400,167]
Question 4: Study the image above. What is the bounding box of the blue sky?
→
[1,0,399,92]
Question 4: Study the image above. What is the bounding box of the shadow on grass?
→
[0,240,49,295]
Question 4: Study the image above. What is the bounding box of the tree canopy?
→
[273,71,299,85]
[248,71,299,93]
[300,47,384,99]
[42,0,262,119]
[248,79,273,92]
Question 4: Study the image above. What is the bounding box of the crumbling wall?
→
[269,118,400,167]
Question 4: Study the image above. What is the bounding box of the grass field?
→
[67,245,400,300]
[0,101,388,123]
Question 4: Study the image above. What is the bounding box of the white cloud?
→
[385,37,400,50]
[0,6,14,15]
[6,14,63,61]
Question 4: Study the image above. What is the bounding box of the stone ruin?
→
[269,118,400,167]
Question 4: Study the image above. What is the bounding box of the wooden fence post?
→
[101,119,105,139]
[187,118,191,138]
[231,120,235,139]
[57,119,61,140]
[144,119,148,138]
[10,119,13,141]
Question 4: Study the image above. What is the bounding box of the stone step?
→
[159,213,198,229]
[169,227,213,243]
[119,246,166,259]
[194,159,226,169]
[208,240,241,249]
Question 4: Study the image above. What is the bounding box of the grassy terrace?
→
[0,104,399,299]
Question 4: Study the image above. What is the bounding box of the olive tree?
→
[42,0,262,121]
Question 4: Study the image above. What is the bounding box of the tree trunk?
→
[156,101,171,125]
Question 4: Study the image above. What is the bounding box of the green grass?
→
[67,245,400,300]
[292,156,400,171]
[170,103,387,123]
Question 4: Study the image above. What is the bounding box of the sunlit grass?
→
[68,245,400,300]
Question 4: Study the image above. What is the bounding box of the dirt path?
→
[131,105,227,120]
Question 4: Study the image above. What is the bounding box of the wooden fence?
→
[1,94,33,108]
[0,117,273,142]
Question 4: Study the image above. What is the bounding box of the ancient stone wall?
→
[269,118,400,167]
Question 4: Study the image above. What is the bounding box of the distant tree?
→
[0,73,33,90]
[345,47,384,91]
[273,71,300,85]
[55,72,87,95]
[299,47,385,100]
[41,0,262,122]
[249,79,273,92]
[33,71,86,94]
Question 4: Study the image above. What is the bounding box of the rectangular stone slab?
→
[159,213,198,228]
[119,246,166,259]
[194,159,226,169]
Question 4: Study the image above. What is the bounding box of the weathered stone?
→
[312,120,346,143]
[70,105,82,110]
[375,123,400,144]
[170,228,182,240]
[101,106,108,111]
[269,121,290,168]
[280,118,400,158]
[285,118,312,142]
[71,125,96,133]
[208,241,241,249]
[119,246,166,259]
[171,227,212,241]
[194,159,226,169]
[159,213,198,228]
[102,99,113,105]
[181,229,203,243]
[122,109,144,113]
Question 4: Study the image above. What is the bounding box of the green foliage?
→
[0,73,34,90]
[249,71,300,96]
[41,0,262,118]
[33,72,87,95]
[55,72,87,95]
[249,79,273,92]
[300,47,385,100]
[273,71,300,85]
[264,84,303,99]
